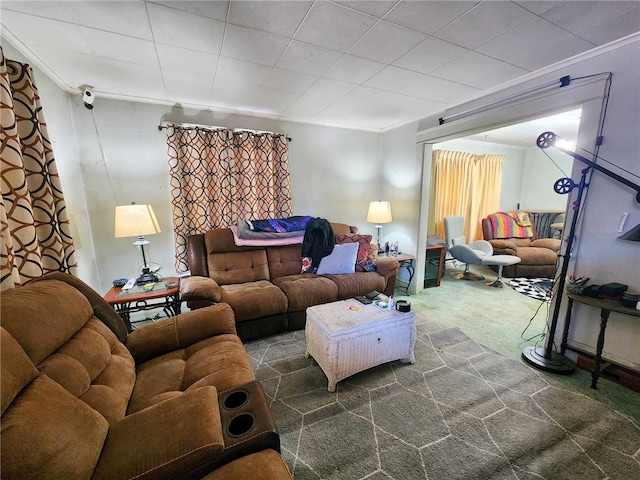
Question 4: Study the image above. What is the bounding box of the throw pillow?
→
[335,234,372,272]
[316,243,359,275]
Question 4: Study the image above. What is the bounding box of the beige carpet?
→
[244,313,640,480]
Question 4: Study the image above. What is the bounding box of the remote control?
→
[122,278,136,290]
[355,296,372,304]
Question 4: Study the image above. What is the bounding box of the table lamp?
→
[115,203,161,285]
[367,201,392,250]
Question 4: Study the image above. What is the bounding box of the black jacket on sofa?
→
[301,217,334,270]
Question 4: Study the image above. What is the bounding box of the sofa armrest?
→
[376,256,400,277]
[531,238,561,253]
[181,276,222,303]
[488,239,518,256]
[93,387,224,480]
[125,304,237,364]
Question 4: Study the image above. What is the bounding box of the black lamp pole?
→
[522,132,640,374]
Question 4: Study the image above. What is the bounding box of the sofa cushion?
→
[1,281,136,425]
[1,328,38,415]
[335,234,373,272]
[38,317,135,425]
[208,250,271,285]
[531,238,561,252]
[0,280,93,365]
[220,281,288,322]
[322,272,386,300]
[273,274,338,311]
[1,373,108,480]
[128,333,253,414]
[511,246,558,266]
[266,244,303,279]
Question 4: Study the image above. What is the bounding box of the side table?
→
[563,293,640,389]
[382,253,415,295]
[104,277,181,332]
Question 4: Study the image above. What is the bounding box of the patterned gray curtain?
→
[0,47,77,291]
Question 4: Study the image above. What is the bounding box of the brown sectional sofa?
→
[481,217,561,278]
[0,273,291,480]
[181,223,400,341]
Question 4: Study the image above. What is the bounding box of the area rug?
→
[244,314,640,480]
[509,277,555,302]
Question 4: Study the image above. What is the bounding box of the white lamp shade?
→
[115,204,161,238]
[367,201,392,224]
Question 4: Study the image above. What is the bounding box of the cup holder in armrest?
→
[222,389,249,410]
[226,412,256,438]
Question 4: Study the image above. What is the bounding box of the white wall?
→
[380,122,421,255]
[559,41,640,370]
[380,122,422,287]
[520,146,573,211]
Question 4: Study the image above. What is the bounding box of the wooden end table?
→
[104,277,181,332]
[563,293,640,389]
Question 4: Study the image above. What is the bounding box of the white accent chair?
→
[445,216,521,287]
[444,215,492,281]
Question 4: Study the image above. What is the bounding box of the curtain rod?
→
[157,121,292,142]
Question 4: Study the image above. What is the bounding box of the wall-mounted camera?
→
[82,87,95,109]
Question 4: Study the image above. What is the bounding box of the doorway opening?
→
[429,108,581,245]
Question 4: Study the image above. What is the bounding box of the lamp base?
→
[521,346,576,374]
[135,268,159,285]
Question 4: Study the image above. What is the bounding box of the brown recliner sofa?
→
[0,273,291,480]
[481,216,561,278]
[181,223,400,341]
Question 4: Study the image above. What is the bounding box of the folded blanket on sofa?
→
[230,226,304,246]
[246,215,312,233]
[488,211,533,239]
[237,221,305,239]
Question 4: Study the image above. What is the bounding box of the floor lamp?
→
[115,203,161,285]
[367,201,392,251]
[521,132,640,374]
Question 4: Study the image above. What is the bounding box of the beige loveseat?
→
[0,273,291,480]
[180,223,400,341]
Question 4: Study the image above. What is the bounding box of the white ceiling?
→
[1,1,639,132]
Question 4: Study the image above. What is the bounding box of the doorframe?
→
[411,73,611,296]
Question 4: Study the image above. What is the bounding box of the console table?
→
[563,293,640,389]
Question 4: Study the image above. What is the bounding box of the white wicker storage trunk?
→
[306,300,416,392]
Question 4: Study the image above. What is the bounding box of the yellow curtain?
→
[429,150,475,241]
[1,47,77,291]
[470,154,504,240]
[165,125,292,272]
[430,149,504,243]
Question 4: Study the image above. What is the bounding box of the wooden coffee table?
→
[104,277,181,331]
[306,300,416,392]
